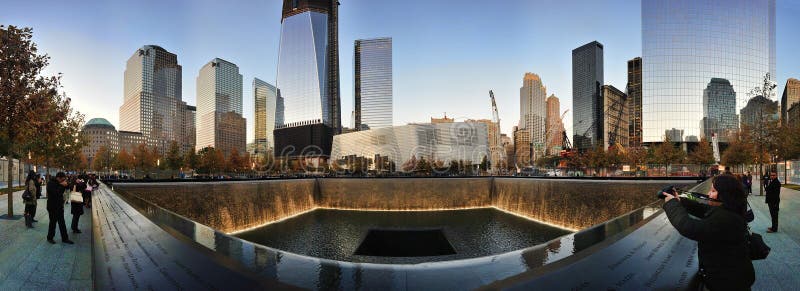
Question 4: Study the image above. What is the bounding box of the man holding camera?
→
[46,172,74,244]
[765,171,781,233]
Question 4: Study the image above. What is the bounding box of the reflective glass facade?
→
[519,73,547,157]
[196,58,245,157]
[572,41,604,150]
[642,0,775,142]
[119,45,182,154]
[254,78,277,151]
[331,123,490,171]
[626,57,643,148]
[701,78,737,141]
[354,37,393,130]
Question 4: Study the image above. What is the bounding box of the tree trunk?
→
[7,157,14,217]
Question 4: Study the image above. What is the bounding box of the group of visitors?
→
[21,171,99,245]
[661,171,783,290]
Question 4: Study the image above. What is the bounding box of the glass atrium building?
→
[641,0,775,143]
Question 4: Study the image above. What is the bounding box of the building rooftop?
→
[84,118,115,129]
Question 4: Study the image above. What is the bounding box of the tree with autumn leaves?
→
[2,25,87,216]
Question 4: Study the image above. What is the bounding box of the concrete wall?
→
[114,178,697,233]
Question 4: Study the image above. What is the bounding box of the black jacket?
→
[765,178,781,204]
[663,199,754,290]
[46,178,67,210]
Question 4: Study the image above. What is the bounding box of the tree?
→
[1,25,85,216]
[166,141,182,170]
[198,147,224,175]
[183,147,199,170]
[228,148,242,172]
[76,153,89,172]
[415,157,431,175]
[479,155,489,173]
[688,137,716,165]
[448,160,459,175]
[114,148,134,175]
[92,145,113,172]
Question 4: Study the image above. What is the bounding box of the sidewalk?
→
[748,181,800,290]
[0,190,92,290]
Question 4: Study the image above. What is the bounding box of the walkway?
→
[0,191,92,290]
[748,181,800,290]
[91,184,289,290]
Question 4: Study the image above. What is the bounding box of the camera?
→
[657,185,678,199]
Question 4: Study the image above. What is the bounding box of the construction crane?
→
[575,95,626,152]
[489,90,500,124]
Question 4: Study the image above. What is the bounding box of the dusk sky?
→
[3,0,799,142]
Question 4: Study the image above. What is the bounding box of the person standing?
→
[70,176,87,233]
[46,172,73,244]
[765,171,781,233]
[23,171,38,228]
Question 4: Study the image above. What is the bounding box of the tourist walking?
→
[23,171,38,228]
[661,174,754,290]
[765,171,781,233]
[743,172,752,195]
[46,172,73,244]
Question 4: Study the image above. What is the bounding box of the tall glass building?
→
[274,0,341,157]
[572,41,604,150]
[519,73,547,158]
[196,58,245,157]
[701,78,738,141]
[119,45,182,154]
[354,37,393,130]
[253,78,277,152]
[642,0,775,143]
[626,57,642,148]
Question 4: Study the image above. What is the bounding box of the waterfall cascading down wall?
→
[112,178,696,234]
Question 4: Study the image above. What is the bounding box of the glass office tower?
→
[274,0,340,157]
[642,0,775,143]
[354,37,393,131]
[254,78,277,152]
[196,58,245,157]
[572,41,604,150]
[119,45,182,154]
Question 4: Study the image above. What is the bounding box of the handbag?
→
[747,227,770,260]
[744,202,755,223]
[70,191,84,203]
[86,184,93,191]
[22,190,32,201]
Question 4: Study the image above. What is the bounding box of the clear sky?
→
[3,0,799,142]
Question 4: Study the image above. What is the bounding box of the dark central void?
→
[354,229,456,257]
[234,208,572,264]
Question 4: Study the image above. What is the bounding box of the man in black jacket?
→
[46,172,73,244]
[765,171,781,233]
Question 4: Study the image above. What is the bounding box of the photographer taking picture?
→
[661,174,754,290]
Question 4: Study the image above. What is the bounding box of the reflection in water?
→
[235,208,572,264]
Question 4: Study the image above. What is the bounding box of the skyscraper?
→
[178,102,196,155]
[545,94,564,155]
[642,0,775,143]
[572,41,604,150]
[519,73,547,160]
[196,58,245,157]
[119,45,183,154]
[601,85,629,150]
[781,78,800,126]
[354,37,393,131]
[626,57,642,148]
[253,78,277,155]
[274,0,341,157]
[701,78,738,141]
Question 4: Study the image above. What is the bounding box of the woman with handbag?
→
[661,174,754,290]
[69,177,86,234]
[23,170,38,228]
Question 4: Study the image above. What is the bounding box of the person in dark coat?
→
[23,171,38,228]
[764,171,781,233]
[46,172,73,244]
[69,177,86,233]
[662,174,754,290]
